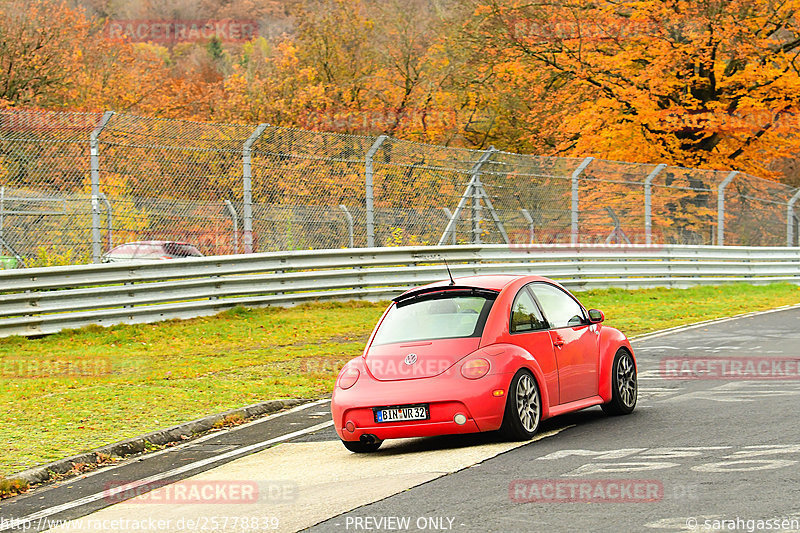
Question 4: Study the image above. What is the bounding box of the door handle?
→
[553,339,565,348]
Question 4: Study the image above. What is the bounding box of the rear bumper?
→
[332,367,512,442]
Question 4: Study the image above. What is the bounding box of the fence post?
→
[242,124,269,254]
[438,147,496,245]
[0,185,4,256]
[570,157,594,246]
[788,189,800,246]
[644,163,667,245]
[224,200,240,254]
[90,111,114,263]
[339,205,354,248]
[365,135,387,248]
[716,171,738,246]
[98,192,112,252]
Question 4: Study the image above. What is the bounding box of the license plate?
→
[374,404,429,423]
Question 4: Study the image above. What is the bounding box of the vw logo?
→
[404,353,418,365]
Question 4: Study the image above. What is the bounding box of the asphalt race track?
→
[1,306,799,533]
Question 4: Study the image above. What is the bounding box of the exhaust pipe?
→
[360,434,379,445]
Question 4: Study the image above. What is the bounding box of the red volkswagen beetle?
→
[331,275,637,452]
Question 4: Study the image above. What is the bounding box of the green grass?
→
[1,283,799,477]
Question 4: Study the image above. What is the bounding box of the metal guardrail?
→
[1,244,799,338]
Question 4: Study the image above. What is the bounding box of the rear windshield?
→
[372,292,496,346]
[164,243,203,257]
[132,244,162,257]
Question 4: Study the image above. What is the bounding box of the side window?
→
[530,283,586,329]
[112,244,135,255]
[510,287,547,333]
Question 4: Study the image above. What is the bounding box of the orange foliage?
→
[473,0,800,177]
[4,0,800,183]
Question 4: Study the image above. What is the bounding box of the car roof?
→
[399,274,551,295]
[106,241,195,251]
[113,241,191,246]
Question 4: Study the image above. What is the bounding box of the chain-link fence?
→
[2,109,799,267]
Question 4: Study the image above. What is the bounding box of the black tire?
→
[341,438,382,453]
[601,348,637,416]
[499,368,541,441]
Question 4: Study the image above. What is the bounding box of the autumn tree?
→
[9,0,800,184]
[213,0,478,143]
[0,0,92,108]
[469,0,800,177]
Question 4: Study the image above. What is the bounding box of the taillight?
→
[461,358,490,379]
[338,365,360,389]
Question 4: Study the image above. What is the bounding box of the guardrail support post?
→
[340,205,354,248]
[365,135,388,248]
[717,171,738,246]
[90,111,114,263]
[242,124,269,254]
[224,200,240,254]
[438,147,496,245]
[644,163,667,245]
[570,157,594,246]
[788,189,800,246]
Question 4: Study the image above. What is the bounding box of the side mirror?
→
[588,309,605,324]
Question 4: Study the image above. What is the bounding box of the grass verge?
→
[1,282,798,478]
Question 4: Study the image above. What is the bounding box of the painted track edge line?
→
[10,398,322,485]
[630,302,800,343]
[28,399,335,485]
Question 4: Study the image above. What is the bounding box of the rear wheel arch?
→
[489,346,554,419]
[597,329,635,401]
[602,347,638,416]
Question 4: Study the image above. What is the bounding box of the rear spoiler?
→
[392,285,499,305]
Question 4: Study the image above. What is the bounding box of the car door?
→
[530,282,599,404]
[508,285,560,406]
